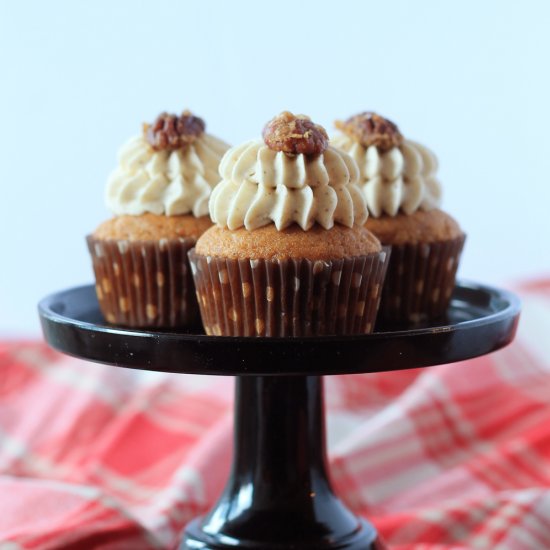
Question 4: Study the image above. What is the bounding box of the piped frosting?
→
[332,112,442,217]
[106,112,230,217]
[209,139,368,230]
[209,112,368,231]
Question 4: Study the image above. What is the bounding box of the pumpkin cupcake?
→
[189,112,390,337]
[88,109,230,328]
[332,112,465,325]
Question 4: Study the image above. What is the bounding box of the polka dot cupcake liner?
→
[187,248,391,337]
[377,234,466,326]
[86,235,201,328]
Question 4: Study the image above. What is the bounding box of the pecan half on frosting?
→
[262,111,329,156]
[145,110,206,151]
[335,112,403,152]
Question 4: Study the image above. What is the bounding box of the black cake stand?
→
[38,281,520,550]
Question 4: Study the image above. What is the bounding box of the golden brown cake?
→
[94,214,212,242]
[189,112,390,337]
[365,209,462,245]
[196,223,381,260]
[332,112,466,324]
[87,110,230,328]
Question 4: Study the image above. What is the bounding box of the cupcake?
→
[188,111,390,337]
[332,112,466,325]
[88,110,230,328]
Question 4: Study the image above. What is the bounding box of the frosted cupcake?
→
[332,112,465,325]
[189,112,390,337]
[88,110,230,327]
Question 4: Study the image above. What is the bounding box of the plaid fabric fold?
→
[0,279,549,549]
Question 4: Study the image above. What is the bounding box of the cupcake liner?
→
[377,234,466,326]
[188,248,390,337]
[87,235,200,328]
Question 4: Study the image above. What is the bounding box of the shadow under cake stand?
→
[38,281,520,550]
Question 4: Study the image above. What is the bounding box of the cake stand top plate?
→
[38,282,520,376]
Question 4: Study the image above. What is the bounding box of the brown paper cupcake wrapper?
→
[377,234,466,325]
[188,248,390,337]
[87,235,200,328]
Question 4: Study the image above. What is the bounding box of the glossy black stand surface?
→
[184,377,377,549]
[38,281,520,550]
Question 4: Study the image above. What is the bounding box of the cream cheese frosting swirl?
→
[331,134,441,218]
[106,132,230,217]
[209,139,368,230]
[331,132,442,218]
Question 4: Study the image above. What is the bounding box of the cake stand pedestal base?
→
[180,376,383,550]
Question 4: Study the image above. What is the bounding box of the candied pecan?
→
[335,112,403,151]
[144,110,205,151]
[262,111,329,156]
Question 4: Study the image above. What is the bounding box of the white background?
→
[1,0,549,336]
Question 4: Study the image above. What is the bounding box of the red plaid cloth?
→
[1,279,549,549]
